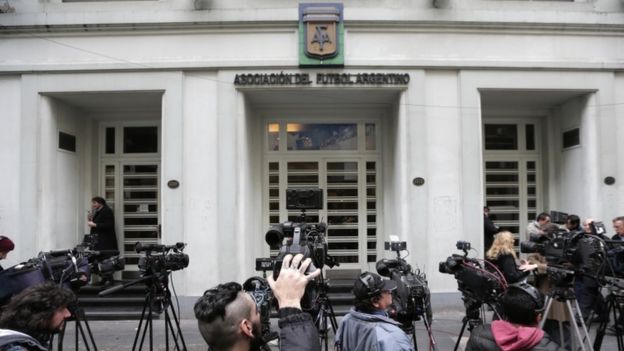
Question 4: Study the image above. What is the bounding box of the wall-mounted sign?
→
[299,3,344,67]
[234,72,410,86]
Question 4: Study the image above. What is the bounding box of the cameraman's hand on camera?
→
[268,253,320,309]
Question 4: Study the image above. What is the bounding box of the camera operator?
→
[486,232,537,284]
[0,282,74,351]
[334,272,414,351]
[564,215,582,235]
[526,213,551,238]
[466,282,564,351]
[611,216,624,241]
[0,236,15,272]
[194,254,321,351]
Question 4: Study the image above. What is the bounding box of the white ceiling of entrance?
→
[480,89,589,109]
[46,91,163,115]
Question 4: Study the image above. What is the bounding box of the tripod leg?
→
[167,299,188,351]
[422,314,438,351]
[566,300,590,351]
[593,294,613,351]
[412,323,418,351]
[453,319,469,351]
[80,311,99,351]
[133,296,149,351]
[540,297,554,329]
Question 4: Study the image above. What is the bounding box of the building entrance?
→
[482,120,543,249]
[264,121,380,271]
[99,123,161,278]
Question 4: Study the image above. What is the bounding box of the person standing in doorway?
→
[484,206,500,255]
[87,196,119,285]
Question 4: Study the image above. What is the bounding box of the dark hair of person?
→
[353,294,381,314]
[542,223,560,238]
[91,196,107,206]
[194,282,253,351]
[502,287,541,326]
[566,214,580,228]
[0,282,75,343]
[536,212,550,222]
[614,216,624,223]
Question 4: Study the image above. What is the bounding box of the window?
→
[123,127,158,154]
[58,131,76,152]
[562,128,580,149]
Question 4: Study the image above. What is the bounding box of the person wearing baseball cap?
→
[0,236,15,272]
[335,272,414,351]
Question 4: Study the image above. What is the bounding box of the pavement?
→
[60,309,620,351]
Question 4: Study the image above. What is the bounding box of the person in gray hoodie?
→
[335,272,414,351]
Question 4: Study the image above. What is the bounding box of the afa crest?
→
[299,3,344,67]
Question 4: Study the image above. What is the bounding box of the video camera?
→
[520,227,574,262]
[75,234,126,278]
[439,241,505,307]
[264,188,338,280]
[376,237,432,331]
[136,242,189,275]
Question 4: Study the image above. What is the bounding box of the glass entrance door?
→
[100,123,160,278]
[265,120,380,270]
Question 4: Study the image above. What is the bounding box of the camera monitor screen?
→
[286,188,323,210]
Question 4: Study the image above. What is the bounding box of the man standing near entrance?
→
[484,206,499,254]
[335,272,414,351]
[526,212,551,239]
[87,196,118,285]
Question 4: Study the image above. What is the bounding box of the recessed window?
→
[58,131,76,152]
[268,123,279,151]
[484,124,518,150]
[563,128,580,149]
[105,127,115,154]
[123,127,158,153]
[286,123,357,151]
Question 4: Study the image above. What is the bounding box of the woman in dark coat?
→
[88,196,119,252]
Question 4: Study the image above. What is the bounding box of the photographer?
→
[487,231,536,284]
[466,282,564,351]
[611,216,624,241]
[564,215,582,235]
[194,254,321,351]
[0,282,74,351]
[0,236,15,272]
[335,272,414,351]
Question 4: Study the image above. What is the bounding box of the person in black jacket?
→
[484,207,500,254]
[194,254,321,351]
[87,197,118,252]
[486,231,536,284]
[466,282,564,351]
[87,197,119,286]
[0,282,74,351]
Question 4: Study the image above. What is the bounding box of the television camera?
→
[376,237,432,331]
[439,241,506,351]
[243,276,277,350]
[261,188,339,350]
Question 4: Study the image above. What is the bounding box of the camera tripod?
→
[312,272,338,351]
[404,311,438,351]
[99,273,186,351]
[54,303,98,351]
[540,286,593,351]
[453,298,492,351]
[592,279,624,351]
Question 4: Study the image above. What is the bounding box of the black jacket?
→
[90,205,118,252]
[277,308,321,351]
[466,324,564,351]
[491,253,529,284]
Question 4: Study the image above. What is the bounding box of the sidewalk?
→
[61,309,618,350]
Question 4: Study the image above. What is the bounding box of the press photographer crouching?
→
[194,254,321,351]
[466,282,564,351]
[0,282,74,351]
[335,272,414,351]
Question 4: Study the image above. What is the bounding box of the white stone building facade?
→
[0,0,623,302]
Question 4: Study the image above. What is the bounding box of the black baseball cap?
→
[353,272,397,299]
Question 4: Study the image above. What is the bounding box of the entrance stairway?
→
[76,270,361,320]
[77,281,151,320]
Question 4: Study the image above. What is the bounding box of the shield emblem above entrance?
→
[299,3,344,67]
